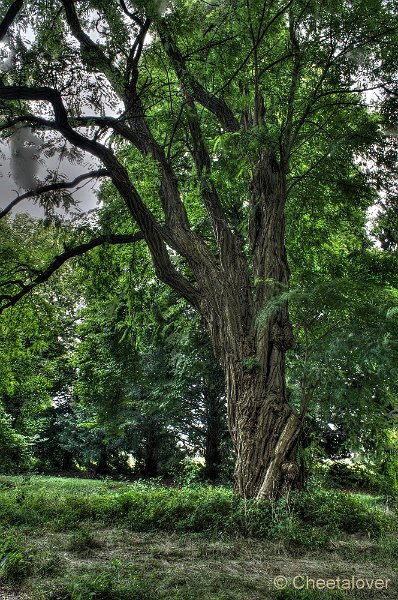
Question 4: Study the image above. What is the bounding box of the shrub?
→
[114,486,238,533]
[327,461,377,490]
[173,458,204,486]
[0,409,31,473]
[293,488,395,535]
[326,457,398,497]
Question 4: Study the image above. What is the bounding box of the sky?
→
[0,133,102,219]
[0,13,112,221]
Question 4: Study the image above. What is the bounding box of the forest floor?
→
[0,476,397,600]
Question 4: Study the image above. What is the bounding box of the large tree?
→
[0,0,396,498]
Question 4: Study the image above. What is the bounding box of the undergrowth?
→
[0,476,396,547]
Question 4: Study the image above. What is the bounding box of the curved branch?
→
[60,0,123,91]
[0,169,109,220]
[0,114,56,132]
[157,26,239,132]
[0,0,23,41]
[0,232,144,314]
[119,0,143,26]
[127,17,151,86]
[55,3,221,298]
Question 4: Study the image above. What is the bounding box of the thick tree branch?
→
[60,0,124,92]
[157,26,239,132]
[119,0,143,27]
[0,0,23,41]
[184,94,253,325]
[0,169,108,220]
[55,2,228,307]
[57,6,210,266]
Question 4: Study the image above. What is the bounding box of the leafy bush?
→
[293,488,395,535]
[325,454,398,497]
[102,486,238,533]
[0,409,31,473]
[327,461,378,490]
[174,458,204,486]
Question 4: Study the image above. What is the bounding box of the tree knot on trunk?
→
[270,321,294,350]
[279,460,303,496]
[281,460,300,480]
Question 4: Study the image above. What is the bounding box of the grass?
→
[0,475,397,599]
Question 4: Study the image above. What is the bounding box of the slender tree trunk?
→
[143,430,159,477]
[95,445,110,475]
[203,389,223,481]
[60,450,74,471]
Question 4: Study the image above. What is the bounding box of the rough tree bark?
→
[198,150,302,499]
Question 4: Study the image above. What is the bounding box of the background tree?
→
[0,215,78,471]
[73,231,228,479]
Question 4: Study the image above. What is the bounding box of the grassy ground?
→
[0,476,397,600]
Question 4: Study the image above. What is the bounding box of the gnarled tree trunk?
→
[202,152,303,499]
[227,367,302,498]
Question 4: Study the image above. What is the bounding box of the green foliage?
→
[293,488,395,536]
[0,0,397,501]
[327,461,379,491]
[71,240,227,479]
[173,458,205,486]
[0,534,31,583]
[0,216,81,474]
[44,571,154,600]
[106,485,237,534]
[276,275,398,462]
[0,477,395,548]
[0,405,30,472]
